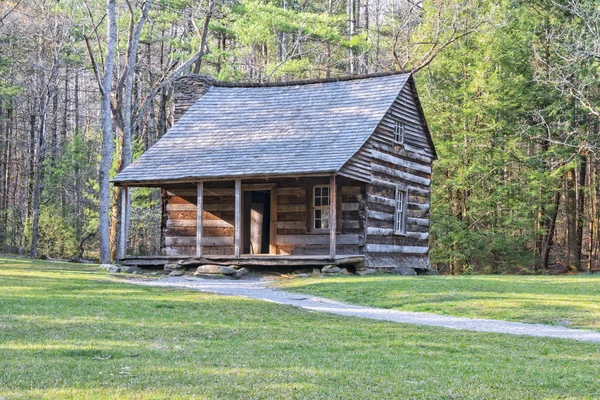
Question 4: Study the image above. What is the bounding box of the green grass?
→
[275,273,600,331]
[1,256,600,399]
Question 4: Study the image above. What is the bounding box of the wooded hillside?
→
[0,0,598,274]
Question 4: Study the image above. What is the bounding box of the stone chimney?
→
[172,74,215,123]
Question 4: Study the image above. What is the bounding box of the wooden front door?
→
[243,190,271,254]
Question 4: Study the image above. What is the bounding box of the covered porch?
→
[117,174,367,268]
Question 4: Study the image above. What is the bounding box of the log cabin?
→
[112,72,437,274]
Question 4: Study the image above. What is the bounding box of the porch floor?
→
[121,254,365,268]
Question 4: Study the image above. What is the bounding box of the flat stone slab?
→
[126,277,600,343]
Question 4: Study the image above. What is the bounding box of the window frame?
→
[394,186,408,235]
[393,119,405,145]
[312,185,331,231]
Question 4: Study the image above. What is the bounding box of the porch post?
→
[119,186,129,260]
[196,181,203,258]
[234,178,242,257]
[329,175,336,258]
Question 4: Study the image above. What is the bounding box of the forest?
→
[0,0,598,274]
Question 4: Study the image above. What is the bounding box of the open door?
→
[243,190,271,254]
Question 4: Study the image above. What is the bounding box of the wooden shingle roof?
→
[113,73,413,185]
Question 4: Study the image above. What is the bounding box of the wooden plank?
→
[167,203,234,212]
[277,187,305,196]
[234,179,241,257]
[167,219,233,228]
[243,183,276,191]
[196,182,203,258]
[270,186,277,254]
[276,234,359,245]
[165,236,234,246]
[277,221,306,229]
[330,175,336,258]
[278,204,305,212]
[168,188,234,197]
[366,244,429,254]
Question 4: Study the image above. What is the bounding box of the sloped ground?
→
[2,256,600,399]
[128,276,600,343]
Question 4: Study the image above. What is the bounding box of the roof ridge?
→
[213,71,412,88]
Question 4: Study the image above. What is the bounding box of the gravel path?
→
[127,276,600,343]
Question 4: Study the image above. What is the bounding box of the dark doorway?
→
[243,190,271,254]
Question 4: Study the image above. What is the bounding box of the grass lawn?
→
[1,256,600,399]
[275,274,600,331]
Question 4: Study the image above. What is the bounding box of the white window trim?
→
[313,185,331,231]
[393,120,405,145]
[394,186,408,235]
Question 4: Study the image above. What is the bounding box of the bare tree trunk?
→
[542,190,561,270]
[96,0,117,264]
[588,159,595,273]
[566,168,580,272]
[576,154,586,266]
[29,105,48,258]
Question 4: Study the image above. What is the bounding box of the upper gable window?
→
[393,120,405,145]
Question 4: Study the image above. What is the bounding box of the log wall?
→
[161,178,366,257]
[163,182,235,256]
[365,81,434,269]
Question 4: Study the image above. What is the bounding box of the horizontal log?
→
[406,232,430,240]
[366,228,428,240]
[408,202,430,211]
[370,177,396,190]
[367,227,395,236]
[371,150,432,174]
[342,220,360,229]
[165,236,233,246]
[342,202,359,211]
[276,234,360,245]
[372,164,431,186]
[367,210,394,221]
[366,244,429,254]
[342,186,362,195]
[407,186,430,198]
[371,140,434,164]
[367,194,396,208]
[406,217,429,227]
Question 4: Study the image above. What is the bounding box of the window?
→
[394,187,407,235]
[313,186,330,230]
[393,120,405,144]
